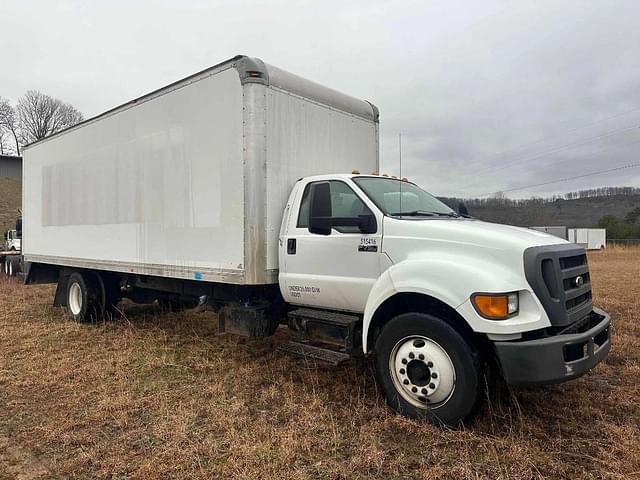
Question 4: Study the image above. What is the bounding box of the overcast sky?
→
[2,0,639,198]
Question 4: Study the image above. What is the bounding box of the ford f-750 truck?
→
[20,55,610,426]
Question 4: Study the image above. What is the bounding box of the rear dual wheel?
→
[66,272,119,322]
[3,257,18,277]
[374,312,481,427]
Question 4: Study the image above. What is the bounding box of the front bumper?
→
[494,307,611,386]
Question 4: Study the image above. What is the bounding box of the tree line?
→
[0,91,84,156]
[440,186,640,209]
[597,207,640,239]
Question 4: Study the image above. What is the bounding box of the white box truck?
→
[21,56,610,426]
[1,215,21,277]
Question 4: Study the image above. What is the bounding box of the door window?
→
[297,181,372,233]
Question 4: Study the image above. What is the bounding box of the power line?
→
[464,106,640,170]
[459,123,640,188]
[478,162,640,197]
[460,135,640,197]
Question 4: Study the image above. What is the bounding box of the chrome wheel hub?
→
[390,335,456,408]
[69,282,83,316]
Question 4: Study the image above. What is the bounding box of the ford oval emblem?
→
[574,275,584,287]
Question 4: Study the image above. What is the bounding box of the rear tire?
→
[374,312,480,427]
[66,272,101,323]
[7,257,17,277]
[94,272,120,320]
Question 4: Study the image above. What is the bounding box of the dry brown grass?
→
[0,177,21,234]
[1,248,639,479]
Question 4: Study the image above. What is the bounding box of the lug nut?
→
[431,372,437,379]
[409,352,415,359]
[418,354,424,360]
[401,358,408,365]
[429,383,435,389]
[403,379,410,385]
[421,388,428,395]
[399,368,405,375]
[427,361,433,368]
[411,386,418,393]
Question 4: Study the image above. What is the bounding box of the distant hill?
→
[0,177,21,234]
[440,194,640,228]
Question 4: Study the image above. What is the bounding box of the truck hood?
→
[382,217,567,265]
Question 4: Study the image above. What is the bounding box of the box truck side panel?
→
[264,89,378,271]
[23,68,245,282]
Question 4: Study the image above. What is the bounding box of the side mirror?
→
[358,213,377,234]
[458,202,470,217]
[309,182,332,235]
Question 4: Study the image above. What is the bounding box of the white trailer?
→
[568,228,606,250]
[21,55,610,427]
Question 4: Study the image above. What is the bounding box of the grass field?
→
[1,247,639,479]
[0,177,21,234]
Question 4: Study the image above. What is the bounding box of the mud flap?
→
[218,303,279,338]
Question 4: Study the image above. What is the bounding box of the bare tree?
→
[17,90,84,144]
[0,97,21,155]
[0,129,7,155]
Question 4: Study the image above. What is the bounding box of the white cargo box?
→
[22,56,379,285]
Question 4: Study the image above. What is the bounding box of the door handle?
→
[287,238,297,255]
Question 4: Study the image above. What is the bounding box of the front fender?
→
[362,256,549,353]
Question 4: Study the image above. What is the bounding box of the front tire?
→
[374,312,480,427]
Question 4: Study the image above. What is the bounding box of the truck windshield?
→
[353,177,457,217]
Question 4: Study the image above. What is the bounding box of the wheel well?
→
[366,292,480,353]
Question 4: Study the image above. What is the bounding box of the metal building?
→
[529,226,568,240]
[0,155,22,180]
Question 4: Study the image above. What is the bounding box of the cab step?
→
[288,307,359,326]
[279,341,350,366]
[287,308,361,353]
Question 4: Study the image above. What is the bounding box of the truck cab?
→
[4,229,21,252]
[279,173,611,425]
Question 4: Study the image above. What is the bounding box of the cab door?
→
[280,179,383,312]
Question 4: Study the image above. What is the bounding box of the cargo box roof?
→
[24,55,378,150]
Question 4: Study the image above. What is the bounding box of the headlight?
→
[471,292,519,320]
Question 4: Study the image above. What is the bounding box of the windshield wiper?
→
[391,210,459,217]
[431,211,461,218]
[391,210,436,216]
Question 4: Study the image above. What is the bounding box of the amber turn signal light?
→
[471,293,518,320]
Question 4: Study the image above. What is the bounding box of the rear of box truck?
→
[22,56,379,286]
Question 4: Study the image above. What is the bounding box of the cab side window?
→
[297,180,372,233]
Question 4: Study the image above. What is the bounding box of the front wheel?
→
[374,313,480,427]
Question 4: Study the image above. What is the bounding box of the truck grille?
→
[524,244,593,327]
